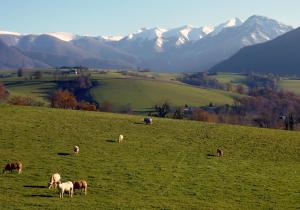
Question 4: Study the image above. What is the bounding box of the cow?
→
[73,146,80,154]
[73,180,88,195]
[58,181,74,198]
[48,173,61,189]
[144,117,153,125]
[3,161,22,174]
[118,135,124,143]
[217,149,224,157]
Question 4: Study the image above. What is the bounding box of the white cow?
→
[118,135,124,143]
[58,181,74,198]
[48,173,61,189]
[73,146,80,154]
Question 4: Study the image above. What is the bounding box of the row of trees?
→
[151,85,300,130]
[181,72,246,94]
[17,68,43,79]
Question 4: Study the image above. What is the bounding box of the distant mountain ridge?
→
[0,15,293,71]
[209,27,300,75]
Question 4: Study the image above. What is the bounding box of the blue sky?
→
[0,0,299,35]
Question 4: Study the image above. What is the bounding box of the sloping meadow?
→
[0,105,299,209]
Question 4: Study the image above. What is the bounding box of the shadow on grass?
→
[206,154,215,157]
[57,152,71,156]
[134,122,144,125]
[24,185,47,189]
[106,140,116,143]
[27,194,54,198]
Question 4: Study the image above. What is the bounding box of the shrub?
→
[77,101,97,111]
[0,82,9,101]
[191,108,218,123]
[51,90,77,109]
[9,96,34,106]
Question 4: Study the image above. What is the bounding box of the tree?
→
[173,107,184,119]
[285,113,295,130]
[226,83,234,92]
[17,68,24,77]
[77,75,92,89]
[155,102,171,118]
[236,84,245,94]
[33,70,43,79]
[51,90,77,109]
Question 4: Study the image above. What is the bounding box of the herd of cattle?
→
[2,117,224,198]
[48,172,87,198]
[3,146,88,198]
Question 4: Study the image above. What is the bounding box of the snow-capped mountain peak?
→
[211,17,243,36]
[163,25,214,46]
[127,27,167,41]
[46,32,77,42]
[225,17,243,27]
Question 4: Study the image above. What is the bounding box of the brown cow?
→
[3,161,23,174]
[73,180,88,195]
[217,149,224,157]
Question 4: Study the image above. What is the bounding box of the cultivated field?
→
[0,105,299,209]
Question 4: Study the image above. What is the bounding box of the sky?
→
[0,0,299,36]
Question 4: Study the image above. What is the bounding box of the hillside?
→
[0,105,299,209]
[210,27,300,75]
[0,71,239,111]
[90,77,239,111]
[0,39,49,69]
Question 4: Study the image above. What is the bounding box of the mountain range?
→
[210,27,300,75]
[0,15,293,72]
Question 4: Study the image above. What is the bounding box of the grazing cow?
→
[73,180,88,195]
[144,117,153,125]
[3,161,22,174]
[118,135,124,143]
[48,173,61,189]
[217,149,224,157]
[73,146,80,154]
[58,181,74,198]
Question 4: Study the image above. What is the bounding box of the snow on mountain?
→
[238,15,293,45]
[127,27,167,40]
[126,27,167,49]
[100,35,124,41]
[0,30,21,36]
[211,17,243,36]
[46,32,77,42]
[164,25,214,45]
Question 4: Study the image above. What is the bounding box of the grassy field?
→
[280,80,300,95]
[2,80,57,104]
[1,71,239,111]
[212,73,247,84]
[0,105,299,209]
[91,78,239,111]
